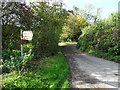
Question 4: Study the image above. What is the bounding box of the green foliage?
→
[2,50,21,72]
[2,1,68,61]
[2,2,34,74]
[2,2,33,50]
[2,53,70,89]
[2,44,33,72]
[2,24,20,50]
[60,15,88,42]
[77,12,120,61]
[2,2,70,89]
[88,50,120,62]
[105,13,120,28]
[32,2,67,58]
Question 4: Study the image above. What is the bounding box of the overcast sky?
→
[62,0,119,19]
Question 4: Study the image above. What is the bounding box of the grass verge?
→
[2,52,70,89]
[59,42,77,46]
[88,49,120,63]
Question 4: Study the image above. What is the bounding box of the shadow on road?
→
[61,44,119,89]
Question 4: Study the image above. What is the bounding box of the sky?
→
[62,0,120,19]
[24,0,120,19]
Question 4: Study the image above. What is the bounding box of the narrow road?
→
[61,44,120,89]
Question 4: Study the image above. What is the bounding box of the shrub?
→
[2,44,33,72]
[31,2,67,59]
[77,12,120,61]
[2,53,70,89]
[60,15,88,42]
[2,50,21,72]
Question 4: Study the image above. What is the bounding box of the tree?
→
[73,6,79,15]
[2,2,33,50]
[31,1,67,58]
[77,12,120,57]
[60,14,88,41]
[79,4,102,24]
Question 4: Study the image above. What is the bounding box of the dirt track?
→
[61,44,120,89]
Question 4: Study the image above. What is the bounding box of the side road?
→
[61,44,120,89]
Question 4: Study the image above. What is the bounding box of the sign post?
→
[20,29,24,60]
[23,31,33,41]
[20,30,33,60]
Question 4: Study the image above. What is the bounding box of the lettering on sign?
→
[23,31,33,41]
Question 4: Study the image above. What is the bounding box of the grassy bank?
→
[88,50,120,63]
[2,52,70,89]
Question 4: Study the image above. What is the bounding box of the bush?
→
[60,15,88,42]
[2,50,21,72]
[2,53,70,89]
[2,44,33,72]
[77,12,120,61]
[32,2,67,59]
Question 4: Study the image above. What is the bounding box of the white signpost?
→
[23,31,33,41]
[20,30,33,60]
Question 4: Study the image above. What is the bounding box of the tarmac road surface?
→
[61,44,120,89]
